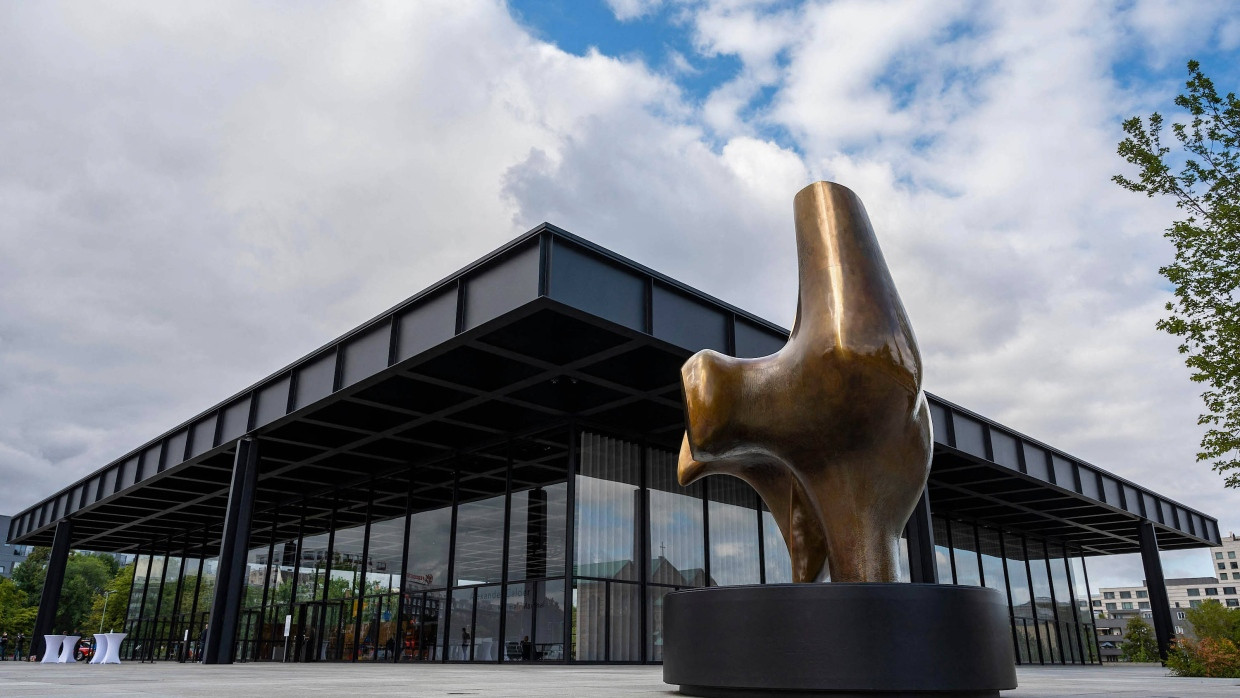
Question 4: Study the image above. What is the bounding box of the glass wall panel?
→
[1003,532,1035,662]
[454,496,506,586]
[576,433,641,581]
[329,517,367,661]
[367,516,405,595]
[126,554,151,624]
[647,585,675,661]
[403,589,446,661]
[509,484,568,582]
[762,509,792,584]
[509,431,570,582]
[473,585,502,661]
[707,478,760,587]
[978,527,1007,600]
[1047,543,1077,664]
[950,520,981,587]
[609,582,641,661]
[502,579,564,662]
[505,582,535,661]
[449,588,476,660]
[933,516,954,584]
[406,505,451,593]
[1069,554,1098,663]
[296,531,331,603]
[329,522,366,600]
[648,447,704,586]
[536,579,565,661]
[897,533,911,584]
[237,545,267,661]
[1026,540,1056,620]
[574,579,606,661]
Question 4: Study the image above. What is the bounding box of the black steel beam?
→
[202,438,260,664]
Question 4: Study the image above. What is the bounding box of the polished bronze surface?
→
[678,181,932,583]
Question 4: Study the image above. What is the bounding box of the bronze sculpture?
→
[677,181,932,583]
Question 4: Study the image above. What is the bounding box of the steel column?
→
[202,438,260,664]
[31,518,73,659]
[903,486,938,584]
[1138,521,1173,660]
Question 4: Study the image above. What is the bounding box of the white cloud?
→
[1,0,1237,590]
[607,0,667,22]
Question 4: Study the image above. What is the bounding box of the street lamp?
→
[99,590,115,633]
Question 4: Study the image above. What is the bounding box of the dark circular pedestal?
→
[662,583,1017,697]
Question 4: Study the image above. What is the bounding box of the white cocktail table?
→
[101,632,127,664]
[41,635,64,663]
[90,634,109,664]
[57,635,80,663]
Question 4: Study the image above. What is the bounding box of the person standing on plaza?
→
[0,631,8,660]
[14,632,25,661]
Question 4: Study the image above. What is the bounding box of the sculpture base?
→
[662,583,1016,697]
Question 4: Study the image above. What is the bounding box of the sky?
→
[2,0,1239,590]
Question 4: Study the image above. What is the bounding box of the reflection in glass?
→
[933,516,953,584]
[505,583,534,661]
[367,516,405,594]
[454,496,505,586]
[503,580,564,662]
[762,509,792,584]
[610,582,641,661]
[896,534,911,584]
[576,433,640,580]
[297,531,331,602]
[536,580,566,661]
[406,505,451,593]
[950,520,981,587]
[509,484,567,582]
[977,526,1008,601]
[708,478,760,586]
[574,579,606,661]
[1026,540,1055,621]
[1069,554,1099,662]
[648,447,704,586]
[473,585,502,662]
[647,585,675,661]
[449,588,475,660]
[402,589,445,661]
[1004,533,1032,620]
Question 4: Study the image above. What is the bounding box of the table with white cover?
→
[90,634,109,664]
[56,635,80,663]
[100,632,126,664]
[40,635,65,663]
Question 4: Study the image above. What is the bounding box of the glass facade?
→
[118,428,1098,665]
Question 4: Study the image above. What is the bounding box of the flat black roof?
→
[6,224,1222,556]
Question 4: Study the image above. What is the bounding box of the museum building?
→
[6,225,1222,667]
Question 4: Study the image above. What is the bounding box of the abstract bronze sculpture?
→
[677,180,932,583]
[664,182,1016,697]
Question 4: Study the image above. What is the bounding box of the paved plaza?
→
[0,661,1236,697]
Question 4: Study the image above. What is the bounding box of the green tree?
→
[1121,615,1160,662]
[85,563,134,635]
[55,554,115,633]
[0,577,38,636]
[11,546,50,600]
[1115,60,1240,487]
[1186,599,1240,644]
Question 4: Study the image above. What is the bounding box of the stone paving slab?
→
[0,661,1237,697]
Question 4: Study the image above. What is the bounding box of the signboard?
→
[284,615,292,637]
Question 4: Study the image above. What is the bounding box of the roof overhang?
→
[7,225,1221,557]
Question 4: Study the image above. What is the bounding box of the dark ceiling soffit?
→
[7,225,1220,551]
[8,224,789,543]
